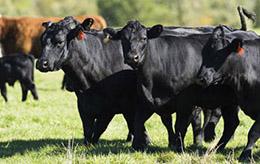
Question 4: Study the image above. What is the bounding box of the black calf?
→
[0,54,38,102]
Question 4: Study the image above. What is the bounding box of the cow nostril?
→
[134,55,139,62]
[42,61,48,68]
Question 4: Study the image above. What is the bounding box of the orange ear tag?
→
[237,46,244,57]
[77,30,85,40]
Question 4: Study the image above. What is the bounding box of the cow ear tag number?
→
[77,30,85,40]
[237,43,244,57]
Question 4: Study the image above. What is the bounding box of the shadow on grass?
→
[1,138,259,161]
[0,138,171,158]
[185,144,260,162]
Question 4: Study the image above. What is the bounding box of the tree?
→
[97,0,174,26]
[254,0,260,27]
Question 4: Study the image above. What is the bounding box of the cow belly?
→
[234,83,260,120]
[197,85,237,109]
[81,90,136,115]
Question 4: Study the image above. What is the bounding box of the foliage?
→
[97,0,256,27]
[97,0,174,26]
[0,0,98,17]
[254,0,260,27]
[0,0,258,27]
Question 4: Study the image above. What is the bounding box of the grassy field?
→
[2,27,260,163]
[0,70,259,163]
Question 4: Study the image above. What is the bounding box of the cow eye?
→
[56,41,63,45]
[141,37,147,41]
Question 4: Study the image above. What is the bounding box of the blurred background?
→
[0,0,259,28]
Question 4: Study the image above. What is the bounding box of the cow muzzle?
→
[36,59,51,72]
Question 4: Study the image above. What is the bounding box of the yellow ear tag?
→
[103,34,110,43]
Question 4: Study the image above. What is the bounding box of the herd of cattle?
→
[1,6,260,161]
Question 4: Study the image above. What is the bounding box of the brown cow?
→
[0,15,107,58]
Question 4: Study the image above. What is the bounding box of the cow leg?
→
[21,79,38,101]
[123,113,134,142]
[91,114,114,143]
[204,108,222,142]
[76,94,95,145]
[239,118,260,161]
[215,105,239,151]
[202,109,212,141]
[0,83,8,102]
[78,106,95,145]
[30,83,39,100]
[160,114,175,148]
[191,107,203,145]
[61,74,66,90]
[20,82,28,101]
[82,115,95,145]
[173,108,193,153]
[132,109,153,151]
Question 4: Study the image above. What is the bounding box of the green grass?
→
[253,28,260,34]
[0,70,259,163]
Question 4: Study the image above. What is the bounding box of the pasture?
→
[0,70,258,163]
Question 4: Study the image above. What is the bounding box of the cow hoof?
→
[204,133,216,142]
[239,150,253,162]
[83,139,90,146]
[170,144,184,153]
[132,144,146,151]
[204,125,216,142]
[83,138,94,146]
[126,134,134,142]
[132,139,148,151]
[168,142,175,149]
[174,146,184,153]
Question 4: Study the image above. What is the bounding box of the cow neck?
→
[62,36,124,91]
[138,38,204,105]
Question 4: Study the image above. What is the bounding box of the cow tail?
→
[241,6,256,23]
[28,54,35,81]
[237,6,247,31]
[237,6,256,31]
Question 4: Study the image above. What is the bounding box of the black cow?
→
[197,27,260,161]
[59,6,254,143]
[106,21,259,153]
[36,17,180,146]
[0,54,38,102]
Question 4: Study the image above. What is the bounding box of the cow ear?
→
[42,21,52,29]
[147,24,163,39]
[103,28,121,40]
[212,25,224,39]
[82,18,94,30]
[63,16,78,30]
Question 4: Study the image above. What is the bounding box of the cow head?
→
[36,16,94,72]
[198,26,245,87]
[206,25,245,62]
[105,20,163,68]
[209,25,228,51]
